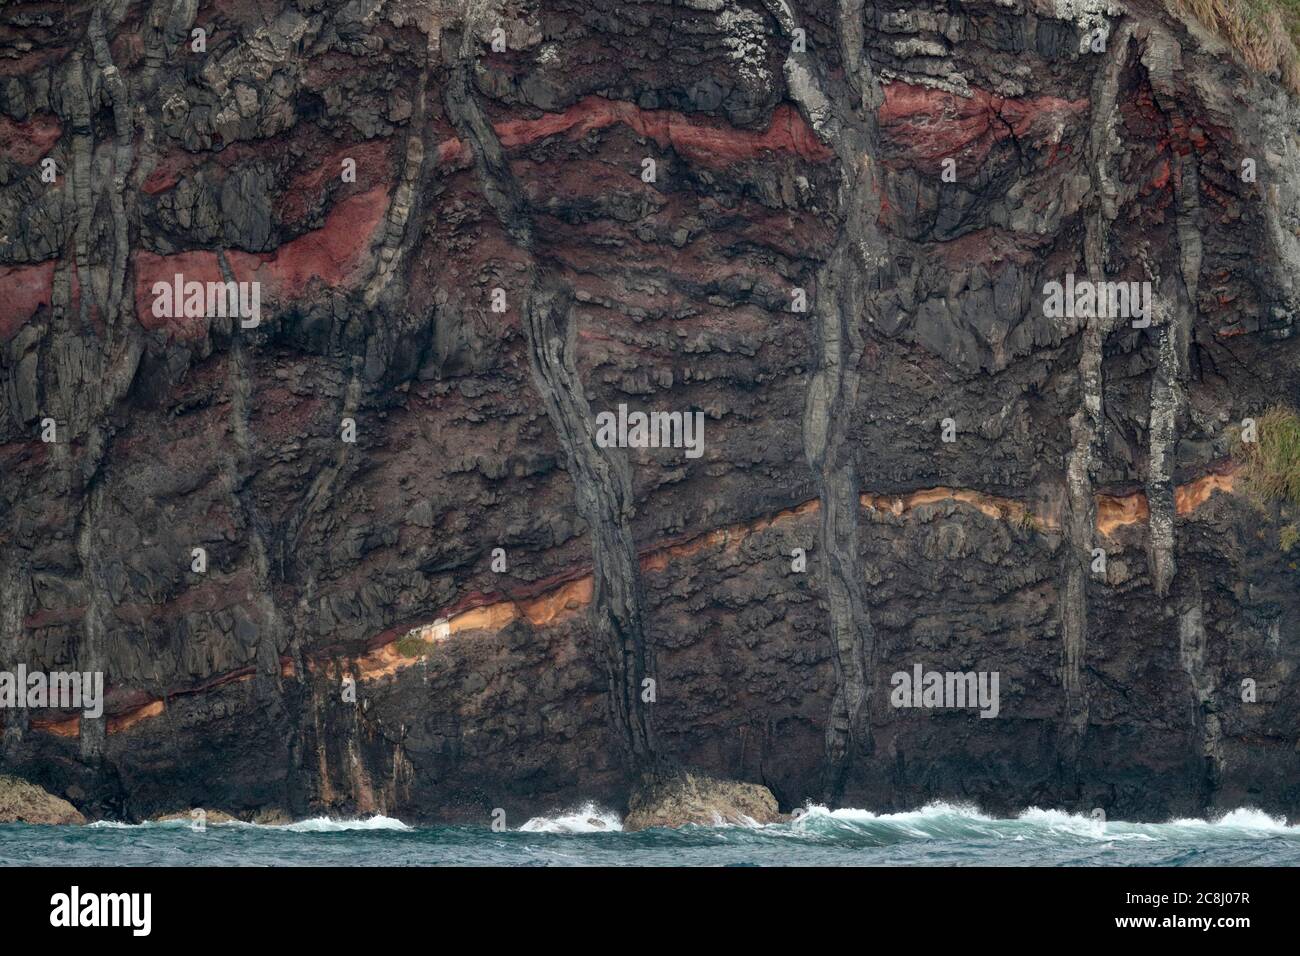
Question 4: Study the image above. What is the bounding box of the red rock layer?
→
[133,186,389,341]
[492,95,834,166]
[878,83,1088,166]
[0,113,60,164]
[0,261,55,341]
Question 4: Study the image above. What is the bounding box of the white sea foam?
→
[1164,808,1293,831]
[278,815,411,832]
[519,802,623,833]
[792,801,993,824]
[76,803,1296,839]
[87,815,412,831]
[781,801,1000,841]
[779,802,1294,843]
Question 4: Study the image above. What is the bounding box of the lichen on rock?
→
[0,775,85,825]
[624,773,782,831]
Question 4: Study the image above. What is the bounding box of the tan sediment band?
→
[860,486,1049,528]
[1096,465,1239,536]
[30,465,1238,737]
[29,662,295,738]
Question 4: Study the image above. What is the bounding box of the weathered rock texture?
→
[0,0,1298,825]
[0,774,85,824]
[624,772,782,830]
[152,807,237,823]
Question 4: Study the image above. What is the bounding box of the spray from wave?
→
[80,803,1297,844]
[28,802,1300,866]
[276,816,411,833]
[768,803,1298,846]
[86,815,411,832]
[519,803,623,834]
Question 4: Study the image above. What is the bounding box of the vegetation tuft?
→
[395,635,429,658]
[1237,405,1300,513]
[1175,0,1300,92]
[1280,523,1299,552]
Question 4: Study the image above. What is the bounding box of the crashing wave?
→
[519,802,624,833]
[88,815,412,832]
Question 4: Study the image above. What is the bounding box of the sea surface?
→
[2,803,1298,866]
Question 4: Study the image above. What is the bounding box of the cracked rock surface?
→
[0,0,1298,824]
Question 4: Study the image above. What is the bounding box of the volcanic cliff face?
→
[1,0,1298,824]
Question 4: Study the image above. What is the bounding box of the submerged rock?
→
[624,773,782,831]
[152,808,239,825]
[0,775,85,825]
[252,808,293,826]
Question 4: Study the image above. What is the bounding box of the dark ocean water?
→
[2,804,1298,866]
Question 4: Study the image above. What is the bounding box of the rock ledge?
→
[0,775,85,825]
[624,773,782,831]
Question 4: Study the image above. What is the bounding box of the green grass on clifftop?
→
[1176,0,1300,91]
[1238,405,1300,508]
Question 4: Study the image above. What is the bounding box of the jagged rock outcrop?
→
[624,772,782,830]
[0,774,85,824]
[1,0,1298,826]
[152,807,237,824]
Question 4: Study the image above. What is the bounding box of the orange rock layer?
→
[28,465,1238,738]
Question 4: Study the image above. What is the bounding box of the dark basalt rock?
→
[0,0,1297,828]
